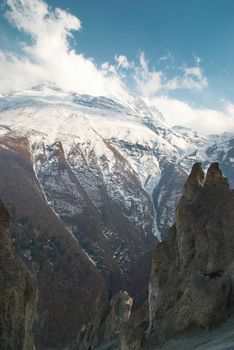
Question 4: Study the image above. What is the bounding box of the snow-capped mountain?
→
[0,86,233,239]
[0,86,233,272]
[0,85,233,346]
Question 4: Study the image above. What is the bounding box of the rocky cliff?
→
[74,162,234,349]
[147,162,234,347]
[71,290,133,350]
[0,199,37,350]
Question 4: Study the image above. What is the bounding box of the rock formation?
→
[71,291,133,350]
[0,199,37,350]
[148,162,234,346]
[72,162,234,349]
[1,88,234,349]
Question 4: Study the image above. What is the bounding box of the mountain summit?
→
[0,86,233,348]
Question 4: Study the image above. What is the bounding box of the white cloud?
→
[165,66,208,91]
[0,1,209,99]
[194,55,202,65]
[0,0,126,99]
[0,0,233,135]
[145,96,234,134]
[158,51,175,64]
[101,61,116,74]
[133,52,208,97]
[101,55,131,77]
[133,52,163,97]
[114,55,131,70]
[5,0,81,41]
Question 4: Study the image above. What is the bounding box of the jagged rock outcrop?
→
[68,162,234,350]
[0,199,37,350]
[147,162,234,346]
[71,291,133,350]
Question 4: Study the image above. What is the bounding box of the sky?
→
[0,0,234,134]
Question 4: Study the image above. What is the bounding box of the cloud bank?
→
[1,0,126,99]
[145,97,234,134]
[133,52,208,97]
[0,0,233,134]
[0,0,209,98]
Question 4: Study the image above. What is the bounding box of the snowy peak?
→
[0,85,233,242]
[73,94,130,114]
[0,86,233,331]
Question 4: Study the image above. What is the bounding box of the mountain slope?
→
[0,86,233,238]
[74,162,234,350]
[0,86,233,348]
[0,199,37,350]
[0,138,108,348]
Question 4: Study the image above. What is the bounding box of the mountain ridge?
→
[0,86,233,349]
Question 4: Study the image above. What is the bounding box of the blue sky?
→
[0,0,233,133]
[61,0,234,105]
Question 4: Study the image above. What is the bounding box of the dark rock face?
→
[148,162,234,345]
[67,162,234,350]
[152,162,187,239]
[205,138,234,189]
[71,291,133,350]
[32,138,156,307]
[0,200,37,350]
[0,141,108,349]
